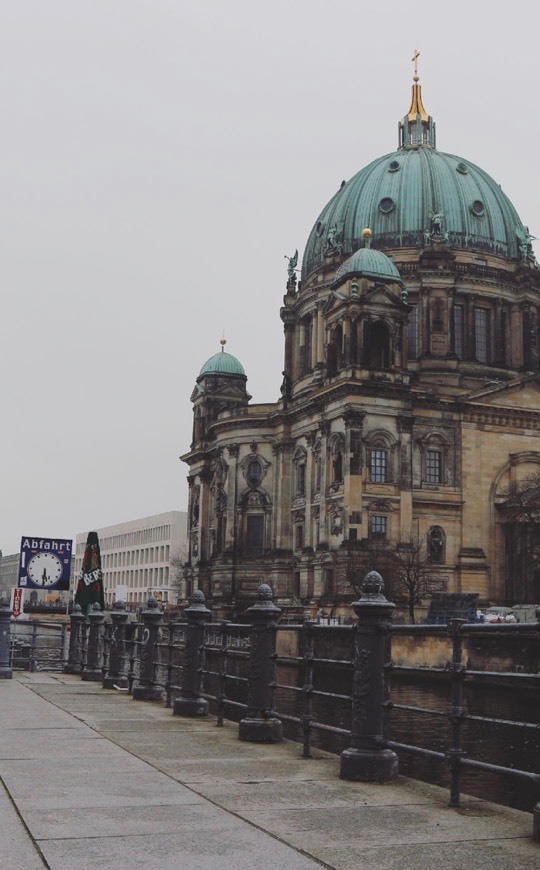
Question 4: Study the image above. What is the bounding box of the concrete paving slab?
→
[239,801,532,848]
[0,765,201,810]
[192,776,448,811]
[37,826,323,870]
[309,839,539,870]
[149,756,340,784]
[0,780,46,869]
[22,800,235,840]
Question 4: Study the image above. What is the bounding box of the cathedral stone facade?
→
[181,72,540,620]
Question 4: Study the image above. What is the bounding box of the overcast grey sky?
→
[1,0,539,556]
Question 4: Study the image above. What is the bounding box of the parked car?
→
[484,606,517,623]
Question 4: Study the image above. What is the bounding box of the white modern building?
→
[73,511,188,608]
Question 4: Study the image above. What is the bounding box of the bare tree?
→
[499,472,540,525]
[346,536,434,623]
[389,537,434,624]
[169,546,188,601]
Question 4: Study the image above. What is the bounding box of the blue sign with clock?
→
[18,537,73,591]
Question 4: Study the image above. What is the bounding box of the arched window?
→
[327,323,343,377]
[247,460,262,487]
[418,432,449,486]
[293,446,307,497]
[365,431,395,484]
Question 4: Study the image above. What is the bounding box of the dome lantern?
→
[398,49,436,149]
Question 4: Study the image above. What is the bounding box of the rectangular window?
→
[296,463,306,496]
[370,515,387,539]
[295,525,304,550]
[454,304,464,358]
[426,450,442,484]
[246,516,264,557]
[407,304,419,359]
[474,308,490,363]
[370,449,387,483]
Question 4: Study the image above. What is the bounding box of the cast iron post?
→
[64,604,85,674]
[340,571,398,781]
[0,598,13,679]
[103,601,129,689]
[239,584,282,743]
[132,597,163,701]
[81,603,105,682]
[173,590,210,717]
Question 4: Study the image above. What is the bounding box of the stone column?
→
[397,415,414,539]
[465,294,475,360]
[447,290,455,357]
[0,599,13,679]
[103,601,129,689]
[225,443,239,554]
[81,604,105,682]
[343,315,351,366]
[311,310,318,370]
[64,604,85,674]
[198,468,212,563]
[340,571,398,782]
[297,321,306,379]
[317,303,325,365]
[239,585,282,743]
[510,303,524,369]
[282,315,295,389]
[318,422,330,547]
[493,300,504,366]
[173,590,211,717]
[132,598,163,701]
[421,286,430,355]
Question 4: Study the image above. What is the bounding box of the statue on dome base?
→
[425,209,448,245]
[326,221,344,254]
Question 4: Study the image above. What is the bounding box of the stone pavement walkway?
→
[0,673,537,870]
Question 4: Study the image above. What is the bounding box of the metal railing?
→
[1,587,538,840]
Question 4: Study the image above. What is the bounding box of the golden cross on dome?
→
[412,48,420,80]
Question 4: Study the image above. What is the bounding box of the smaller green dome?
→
[333,247,403,286]
[198,347,246,378]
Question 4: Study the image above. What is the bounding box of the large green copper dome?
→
[302,77,532,281]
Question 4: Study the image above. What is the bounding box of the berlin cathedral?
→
[181,63,540,620]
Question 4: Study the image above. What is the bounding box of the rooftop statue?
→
[285,249,298,283]
[516,226,535,260]
[326,221,344,254]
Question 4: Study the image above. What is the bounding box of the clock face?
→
[27,552,63,587]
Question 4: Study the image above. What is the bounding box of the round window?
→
[456,162,469,174]
[379,197,395,214]
[470,200,485,217]
[388,160,400,173]
[316,221,324,237]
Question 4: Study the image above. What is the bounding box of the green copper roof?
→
[198,349,246,378]
[302,148,529,279]
[333,247,403,286]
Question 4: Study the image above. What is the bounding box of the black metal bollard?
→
[132,597,163,701]
[173,590,210,717]
[239,584,282,743]
[81,603,105,682]
[64,604,85,674]
[340,571,399,782]
[0,598,13,679]
[103,601,129,689]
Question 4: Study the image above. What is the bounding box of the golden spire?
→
[406,49,429,123]
[398,49,436,148]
